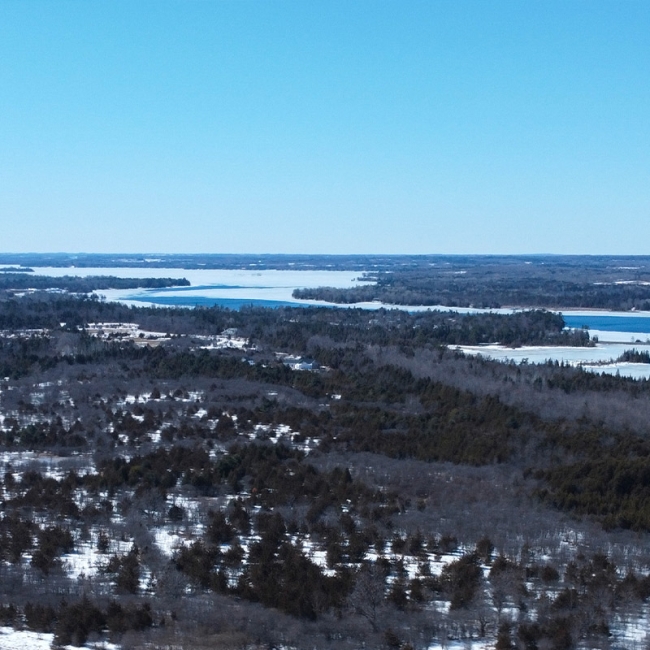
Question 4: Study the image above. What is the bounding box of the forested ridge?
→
[293,257,650,310]
[0,274,189,293]
[0,294,589,347]
[1,292,650,649]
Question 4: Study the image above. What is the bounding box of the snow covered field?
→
[0,627,52,650]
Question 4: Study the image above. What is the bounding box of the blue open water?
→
[128,295,305,310]
[563,315,650,333]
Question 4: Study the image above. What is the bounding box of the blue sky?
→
[1,1,649,254]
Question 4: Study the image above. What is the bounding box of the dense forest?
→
[0,274,189,292]
[293,257,650,310]
[0,294,589,348]
[1,290,650,649]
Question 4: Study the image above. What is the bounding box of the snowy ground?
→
[0,627,119,650]
[0,627,52,650]
[0,451,96,482]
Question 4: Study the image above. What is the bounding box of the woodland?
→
[1,278,650,649]
[0,275,189,293]
[293,256,650,310]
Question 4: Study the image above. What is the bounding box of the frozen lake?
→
[454,342,650,379]
[29,266,375,309]
[26,267,650,326]
[453,312,650,379]
[23,266,650,378]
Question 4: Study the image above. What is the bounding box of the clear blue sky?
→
[1,1,649,254]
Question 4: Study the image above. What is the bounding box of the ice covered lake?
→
[455,315,650,380]
[29,266,376,309]
[25,266,650,378]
